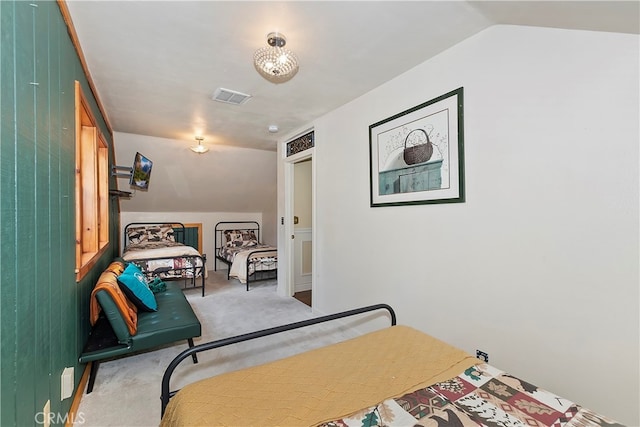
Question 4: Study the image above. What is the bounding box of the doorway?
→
[292,158,312,306]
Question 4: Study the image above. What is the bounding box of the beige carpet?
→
[74,271,356,427]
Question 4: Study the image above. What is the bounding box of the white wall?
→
[120,211,263,270]
[278,25,639,424]
[113,132,278,244]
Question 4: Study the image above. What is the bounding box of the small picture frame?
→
[369,87,465,207]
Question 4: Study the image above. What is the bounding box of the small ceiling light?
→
[190,136,209,154]
[254,32,299,84]
[268,124,279,133]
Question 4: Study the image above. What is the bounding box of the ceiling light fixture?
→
[190,136,209,154]
[254,32,299,84]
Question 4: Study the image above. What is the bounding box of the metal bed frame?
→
[160,303,396,416]
[123,222,206,297]
[214,221,278,291]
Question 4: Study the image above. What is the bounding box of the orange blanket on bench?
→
[89,261,138,335]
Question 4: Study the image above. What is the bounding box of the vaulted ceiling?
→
[62,1,638,218]
[65,1,639,153]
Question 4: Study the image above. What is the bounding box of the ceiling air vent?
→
[212,88,252,105]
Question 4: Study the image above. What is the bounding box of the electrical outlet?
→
[476,350,489,363]
[43,400,51,427]
[61,367,74,400]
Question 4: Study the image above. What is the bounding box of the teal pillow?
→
[117,263,157,312]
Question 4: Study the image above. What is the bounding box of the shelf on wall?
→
[109,189,132,198]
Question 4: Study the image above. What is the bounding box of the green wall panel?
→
[0,1,18,424]
[58,8,76,396]
[14,1,38,423]
[48,3,63,409]
[185,227,199,251]
[173,225,200,251]
[0,1,119,424]
[34,0,53,412]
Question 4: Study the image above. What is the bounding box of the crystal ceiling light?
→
[190,136,209,154]
[253,32,299,84]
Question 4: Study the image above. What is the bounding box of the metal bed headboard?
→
[214,221,260,245]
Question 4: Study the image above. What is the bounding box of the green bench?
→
[79,279,201,393]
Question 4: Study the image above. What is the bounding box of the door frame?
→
[281,148,314,304]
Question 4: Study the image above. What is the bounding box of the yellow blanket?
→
[161,325,478,427]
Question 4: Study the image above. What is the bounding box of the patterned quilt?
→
[319,363,623,427]
[218,245,277,274]
[123,241,205,280]
[217,243,274,264]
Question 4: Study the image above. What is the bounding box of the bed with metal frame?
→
[159,303,623,427]
[214,221,277,290]
[123,222,206,296]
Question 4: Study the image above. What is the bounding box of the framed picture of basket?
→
[369,87,465,207]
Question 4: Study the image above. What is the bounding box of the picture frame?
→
[369,87,465,207]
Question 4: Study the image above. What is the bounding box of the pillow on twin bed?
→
[224,231,242,244]
[241,231,257,242]
[224,230,258,247]
[126,226,149,245]
[117,263,158,312]
[146,224,175,242]
[127,224,175,245]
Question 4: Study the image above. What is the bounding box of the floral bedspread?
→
[320,363,623,427]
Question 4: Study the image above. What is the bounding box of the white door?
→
[293,228,312,291]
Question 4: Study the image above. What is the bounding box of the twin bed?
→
[122,222,207,296]
[159,304,622,427]
[214,221,278,290]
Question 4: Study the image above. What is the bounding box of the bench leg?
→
[188,338,198,364]
[86,361,100,394]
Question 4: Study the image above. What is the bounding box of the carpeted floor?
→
[74,271,355,426]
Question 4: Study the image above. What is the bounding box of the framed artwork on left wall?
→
[369,87,465,207]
